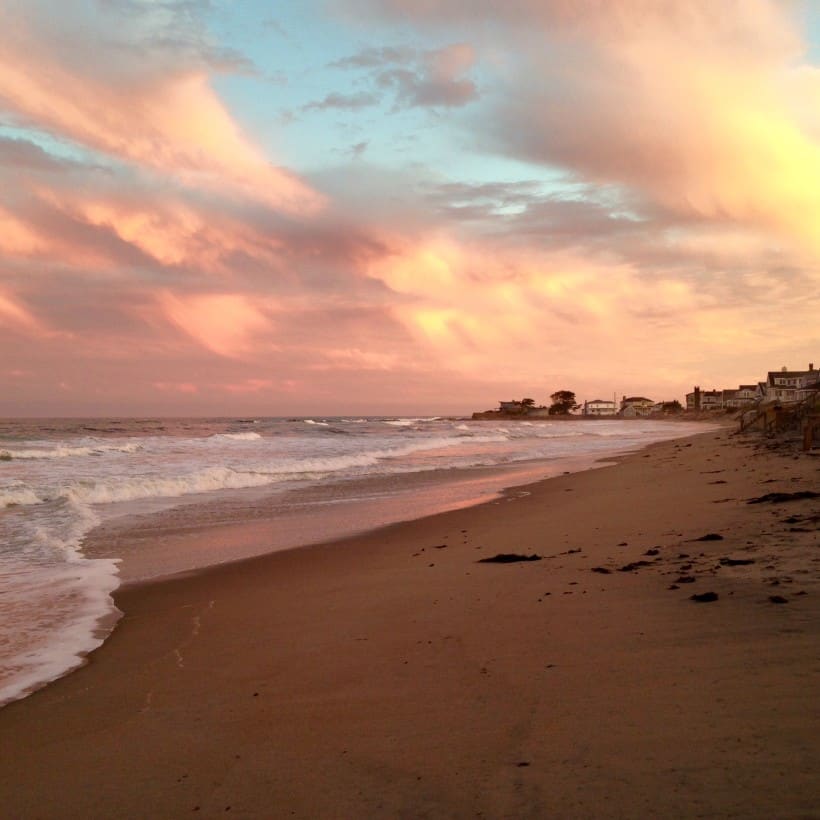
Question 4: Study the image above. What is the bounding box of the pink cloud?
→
[0,1,817,416]
[158,292,276,358]
[361,229,818,400]
[38,189,284,274]
[0,289,43,334]
[349,1,820,252]
[0,8,323,216]
[0,292,39,330]
[221,379,276,394]
[153,381,199,395]
[0,207,44,255]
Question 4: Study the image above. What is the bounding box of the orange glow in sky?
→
[0,0,817,415]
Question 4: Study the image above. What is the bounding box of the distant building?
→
[723,385,757,409]
[700,390,723,411]
[620,396,654,417]
[498,400,523,413]
[686,386,735,411]
[686,364,818,412]
[652,400,684,415]
[686,387,700,411]
[583,399,617,417]
[765,364,819,403]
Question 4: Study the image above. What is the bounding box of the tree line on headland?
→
[524,391,579,415]
[472,392,685,420]
[506,391,579,415]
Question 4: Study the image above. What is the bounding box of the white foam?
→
[0,562,121,707]
[3,434,511,511]
[210,432,262,441]
[1,485,42,507]
[0,497,120,708]
[5,441,141,459]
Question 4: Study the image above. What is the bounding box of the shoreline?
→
[0,416,715,710]
[1,428,817,817]
[84,423,719,588]
[101,453,624,590]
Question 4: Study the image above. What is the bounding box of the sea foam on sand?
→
[0,428,817,818]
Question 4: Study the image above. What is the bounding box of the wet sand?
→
[0,429,818,818]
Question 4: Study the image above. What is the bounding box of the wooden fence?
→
[738,392,820,450]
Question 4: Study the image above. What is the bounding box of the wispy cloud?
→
[0,289,42,333]
[334,42,479,108]
[0,2,322,214]
[303,91,380,112]
[158,292,275,358]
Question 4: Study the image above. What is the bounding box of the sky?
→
[1,0,819,417]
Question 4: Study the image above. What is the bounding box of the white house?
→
[620,396,654,417]
[722,385,758,409]
[583,399,617,417]
[765,364,819,403]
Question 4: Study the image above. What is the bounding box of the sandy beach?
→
[0,427,818,819]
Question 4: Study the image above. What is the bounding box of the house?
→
[685,386,726,411]
[796,366,820,401]
[620,396,654,417]
[686,365,818,412]
[765,364,819,403]
[727,385,758,408]
[700,390,724,411]
[583,399,617,417]
[653,400,684,415]
[498,400,523,413]
[720,389,737,408]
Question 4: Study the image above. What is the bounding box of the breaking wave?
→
[2,441,142,460]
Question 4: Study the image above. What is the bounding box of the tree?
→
[548,390,578,415]
[521,397,536,408]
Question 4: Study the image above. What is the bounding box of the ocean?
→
[0,415,708,707]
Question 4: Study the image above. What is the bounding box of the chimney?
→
[810,363,814,371]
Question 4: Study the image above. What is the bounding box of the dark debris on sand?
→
[747,491,819,504]
[617,560,653,572]
[692,533,724,542]
[478,553,543,564]
[690,591,719,603]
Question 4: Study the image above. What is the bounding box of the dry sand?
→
[0,428,818,818]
